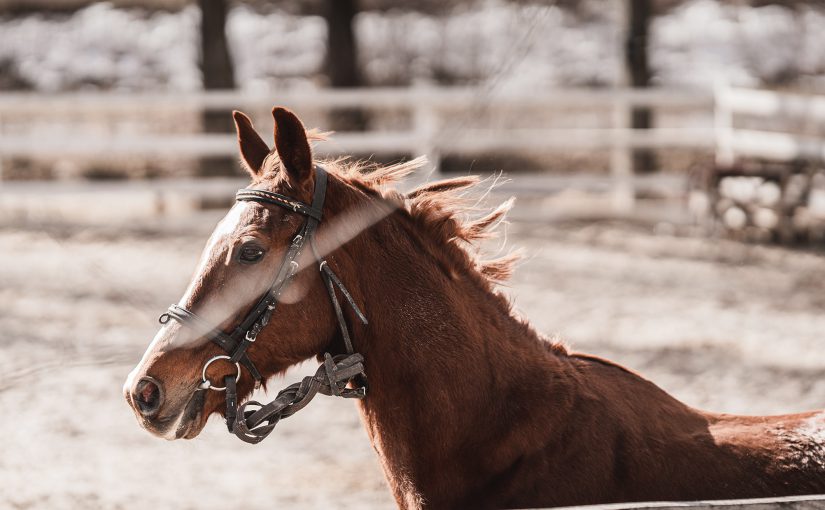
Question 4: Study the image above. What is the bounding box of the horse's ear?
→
[233,111,270,177]
[272,107,313,183]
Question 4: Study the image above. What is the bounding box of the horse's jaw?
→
[172,389,209,440]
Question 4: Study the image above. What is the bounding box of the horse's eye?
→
[239,245,265,264]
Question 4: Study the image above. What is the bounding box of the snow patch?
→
[784,412,825,472]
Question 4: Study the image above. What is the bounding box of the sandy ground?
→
[1,214,824,509]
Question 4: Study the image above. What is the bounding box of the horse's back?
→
[565,355,825,500]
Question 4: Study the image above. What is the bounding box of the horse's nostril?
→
[134,377,163,417]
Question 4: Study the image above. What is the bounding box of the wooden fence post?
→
[612,0,635,214]
[0,110,4,182]
[714,81,735,168]
[611,95,635,213]
[412,80,440,184]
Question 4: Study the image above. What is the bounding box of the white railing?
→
[0,86,714,213]
[3,85,825,212]
[0,86,715,158]
[715,85,825,165]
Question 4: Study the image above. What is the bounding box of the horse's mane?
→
[326,156,572,356]
[318,154,520,287]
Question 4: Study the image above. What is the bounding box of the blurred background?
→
[1,0,825,508]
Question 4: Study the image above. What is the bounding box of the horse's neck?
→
[351,216,552,392]
[343,215,574,503]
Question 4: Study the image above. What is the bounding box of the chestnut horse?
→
[125,107,825,509]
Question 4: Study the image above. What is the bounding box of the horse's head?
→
[124,107,350,440]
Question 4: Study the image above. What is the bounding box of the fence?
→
[1,85,824,214]
[549,495,825,510]
[0,85,714,213]
[716,86,825,165]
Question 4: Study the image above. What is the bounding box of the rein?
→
[158,166,368,444]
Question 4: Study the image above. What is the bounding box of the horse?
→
[124,106,825,509]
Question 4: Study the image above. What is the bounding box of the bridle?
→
[158,165,368,444]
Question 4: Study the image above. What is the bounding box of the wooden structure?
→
[711,86,825,243]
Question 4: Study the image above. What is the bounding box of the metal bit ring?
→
[201,355,241,391]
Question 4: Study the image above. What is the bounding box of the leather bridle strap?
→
[234,189,323,221]
[157,165,368,443]
[231,352,366,444]
[318,256,367,355]
[160,304,263,383]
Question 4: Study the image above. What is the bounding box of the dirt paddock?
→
[1,215,824,509]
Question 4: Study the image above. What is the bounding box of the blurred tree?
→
[262,0,450,16]
[0,57,33,90]
[199,0,235,91]
[323,0,360,90]
[198,0,236,176]
[321,0,368,131]
[625,0,656,173]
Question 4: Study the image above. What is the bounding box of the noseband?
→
[158,165,368,444]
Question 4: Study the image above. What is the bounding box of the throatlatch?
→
[158,166,368,444]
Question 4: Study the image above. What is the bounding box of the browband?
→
[236,189,323,221]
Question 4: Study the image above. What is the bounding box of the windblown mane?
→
[319,154,568,356]
[321,155,520,287]
[259,131,519,287]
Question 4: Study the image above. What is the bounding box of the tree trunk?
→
[198,0,236,176]
[322,0,368,132]
[626,0,655,173]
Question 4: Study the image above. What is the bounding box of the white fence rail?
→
[0,128,717,157]
[715,86,825,166]
[0,87,716,112]
[0,86,715,157]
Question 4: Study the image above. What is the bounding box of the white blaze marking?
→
[127,203,251,390]
[123,321,177,394]
[178,202,248,313]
